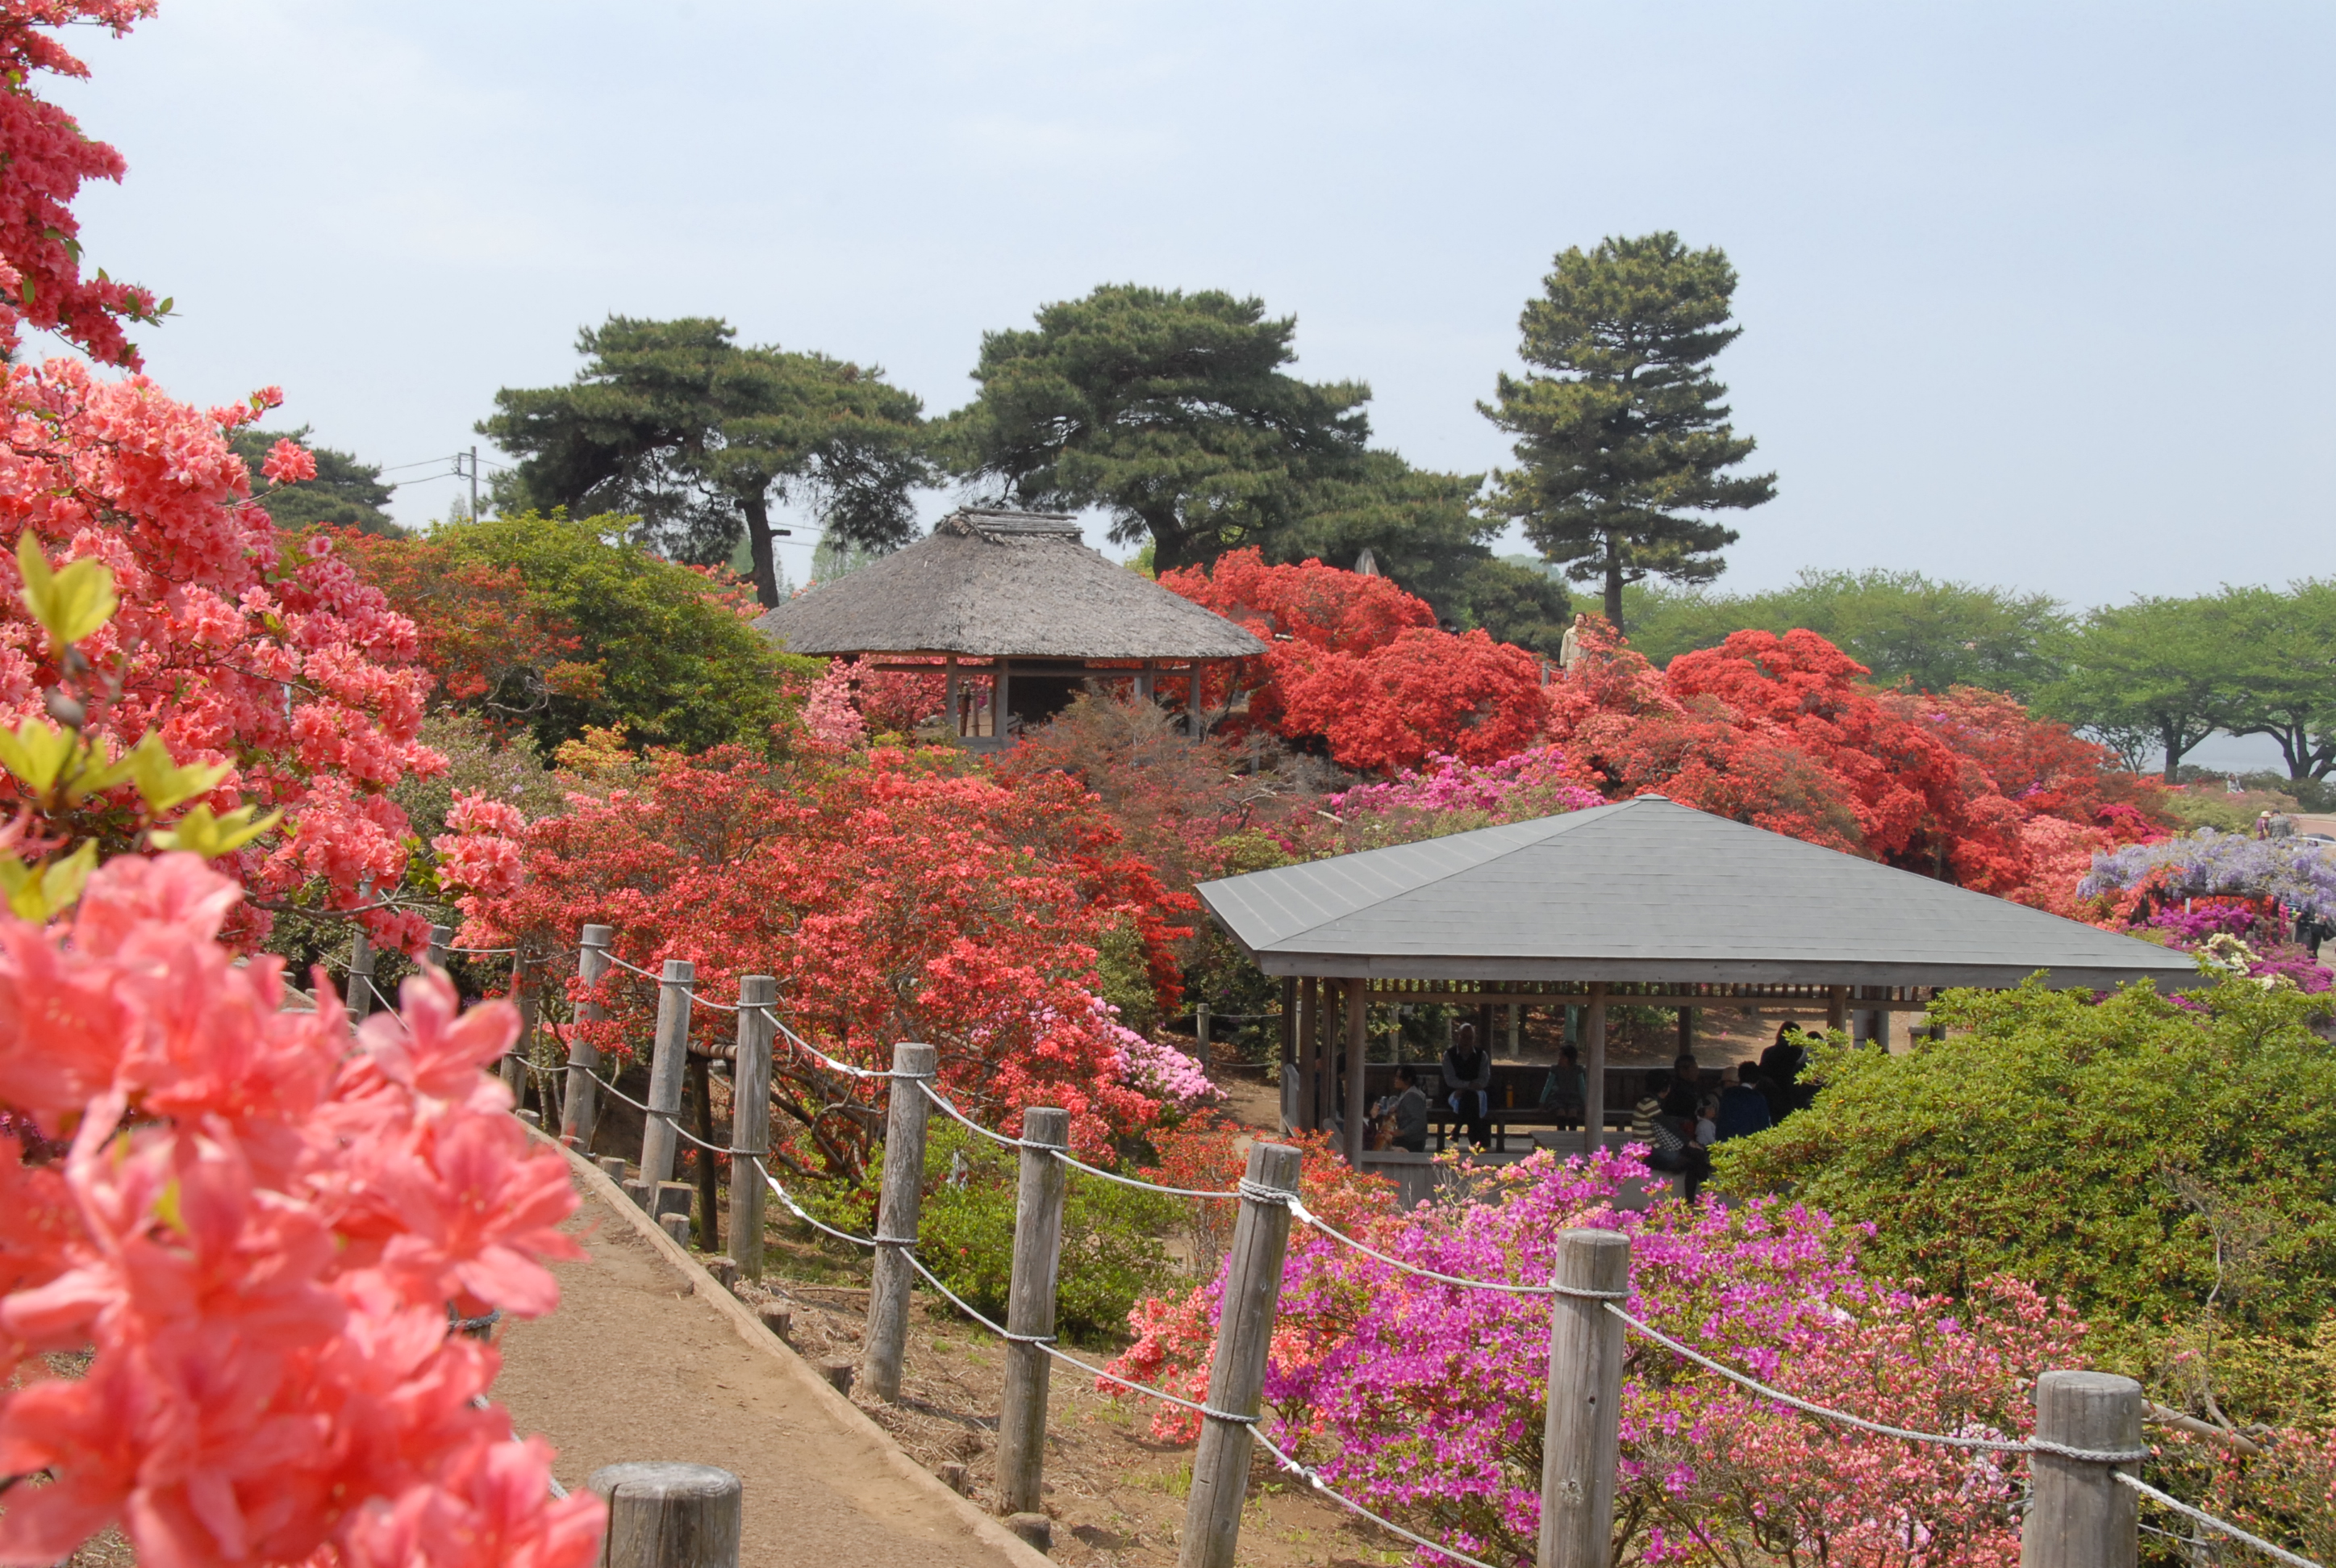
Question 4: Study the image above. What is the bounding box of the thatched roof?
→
[751,510,1266,661]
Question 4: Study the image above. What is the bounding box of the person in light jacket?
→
[1441,1022,1492,1147]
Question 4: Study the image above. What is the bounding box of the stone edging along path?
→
[519,1133,1054,1568]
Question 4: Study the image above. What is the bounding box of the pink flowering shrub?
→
[1329,746,1605,825]
[800,661,869,749]
[1108,1018,1222,1116]
[0,852,603,1568]
[1108,1149,2083,1567]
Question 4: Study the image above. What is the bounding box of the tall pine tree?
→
[481,317,930,607]
[1482,232,1774,628]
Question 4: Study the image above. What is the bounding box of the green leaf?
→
[0,717,77,795]
[16,534,118,648]
[122,732,228,813]
[149,803,282,858]
[0,840,98,922]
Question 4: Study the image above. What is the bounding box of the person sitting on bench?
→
[1374,1064,1430,1153]
[1441,1022,1492,1146]
[1539,1044,1586,1129]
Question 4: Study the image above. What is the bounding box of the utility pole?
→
[465,445,479,521]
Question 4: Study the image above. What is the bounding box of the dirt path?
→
[494,1174,1045,1568]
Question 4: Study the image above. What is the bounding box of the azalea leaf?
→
[16,533,118,648]
[0,716,77,795]
[150,803,282,858]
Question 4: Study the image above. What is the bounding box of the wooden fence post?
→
[1178,1141,1303,1568]
[587,1462,742,1568]
[640,960,695,1189]
[728,976,776,1281]
[860,1041,937,1403]
[506,958,536,1099]
[995,1106,1070,1515]
[347,926,377,1023]
[1195,1002,1212,1070]
[426,924,451,971]
[1537,1228,1630,1568]
[563,925,612,1149]
[2021,1370,2142,1568]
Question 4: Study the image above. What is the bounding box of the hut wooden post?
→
[1137,659,1155,702]
[1826,985,1848,1036]
[1580,982,1608,1159]
[1297,978,1319,1132]
[1677,1005,1693,1058]
[1344,982,1366,1166]
[563,924,611,1149]
[943,656,960,738]
[994,659,1012,740]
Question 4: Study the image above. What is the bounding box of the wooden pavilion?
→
[750,509,1265,749]
[1195,794,2196,1168]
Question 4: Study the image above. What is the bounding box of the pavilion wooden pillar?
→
[1826,985,1848,1037]
[1297,978,1320,1132]
[1344,982,1367,1166]
[1579,982,1608,1159]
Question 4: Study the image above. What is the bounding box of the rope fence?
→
[421,920,2321,1568]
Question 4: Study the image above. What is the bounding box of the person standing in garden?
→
[1715,1062,1774,1140]
[1441,1021,1493,1145]
[1558,612,1587,670]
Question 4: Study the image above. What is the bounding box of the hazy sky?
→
[44,0,2336,635]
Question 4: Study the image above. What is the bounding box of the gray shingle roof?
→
[751,509,1266,661]
[1196,795,2196,990]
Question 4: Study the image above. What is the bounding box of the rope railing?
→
[2118,1474,2325,1568]
[541,924,2317,1568]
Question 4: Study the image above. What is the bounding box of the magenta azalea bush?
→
[1329,746,1607,824]
[1110,1149,2082,1568]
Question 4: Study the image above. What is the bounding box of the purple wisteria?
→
[2080,828,2336,923]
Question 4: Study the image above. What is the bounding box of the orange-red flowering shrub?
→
[0,853,601,1568]
[1550,623,2163,911]
[436,744,1197,1175]
[0,364,441,944]
[0,2,165,370]
[1161,549,1546,772]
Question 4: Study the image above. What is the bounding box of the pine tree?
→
[481,317,930,607]
[1482,232,1775,628]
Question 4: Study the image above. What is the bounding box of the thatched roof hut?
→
[751,509,1264,746]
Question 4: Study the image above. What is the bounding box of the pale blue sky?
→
[44,0,2336,653]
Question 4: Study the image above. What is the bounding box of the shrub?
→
[820,1123,1177,1343]
[1712,972,2336,1386]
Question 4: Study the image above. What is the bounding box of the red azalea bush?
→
[0,363,441,944]
[434,744,1198,1174]
[1161,549,1547,772]
[1550,624,2163,913]
[0,2,165,370]
[0,853,600,1568]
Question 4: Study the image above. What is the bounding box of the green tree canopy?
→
[2218,581,2336,781]
[436,510,806,754]
[945,284,1372,573]
[1714,977,2336,1394]
[1483,231,1775,628]
[1618,569,2071,696]
[1274,452,1571,652]
[232,425,402,536]
[2041,595,2247,780]
[480,316,932,607]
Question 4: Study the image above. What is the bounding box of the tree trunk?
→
[743,493,780,609]
[2159,716,2185,784]
[1603,541,1625,632]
